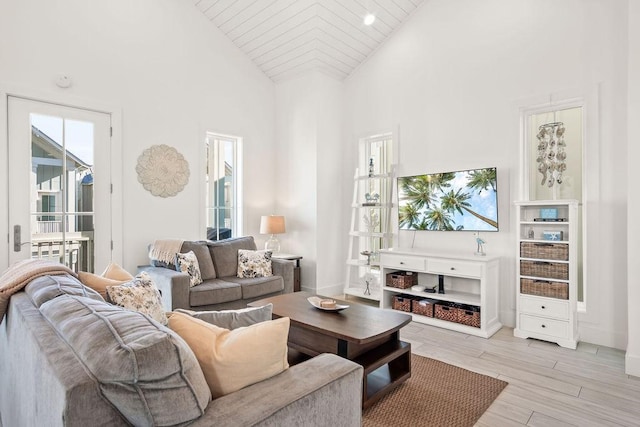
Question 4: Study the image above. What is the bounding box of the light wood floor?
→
[340,296,640,426]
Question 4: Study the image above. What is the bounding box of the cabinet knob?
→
[541,324,546,328]
[400,261,404,265]
[541,305,546,309]
[450,267,455,270]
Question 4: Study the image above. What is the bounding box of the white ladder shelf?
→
[344,167,395,301]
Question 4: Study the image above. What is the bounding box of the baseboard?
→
[626,352,640,378]
[314,283,344,298]
[500,309,516,329]
[578,324,627,349]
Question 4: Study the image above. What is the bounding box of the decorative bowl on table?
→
[307,296,349,312]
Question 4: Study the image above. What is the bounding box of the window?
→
[361,133,394,177]
[526,107,583,201]
[522,102,585,306]
[40,194,56,222]
[359,132,394,256]
[205,133,242,240]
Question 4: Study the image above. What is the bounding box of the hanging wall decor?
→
[136,144,190,197]
[536,122,567,188]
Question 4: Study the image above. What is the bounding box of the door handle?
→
[13,225,31,252]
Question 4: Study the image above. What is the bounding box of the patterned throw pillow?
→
[175,251,203,287]
[106,272,168,325]
[237,249,273,278]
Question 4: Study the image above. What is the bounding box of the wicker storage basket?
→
[412,298,436,317]
[520,260,569,280]
[456,305,481,328]
[386,271,418,289]
[520,242,568,261]
[434,302,458,323]
[520,278,569,300]
[392,295,412,312]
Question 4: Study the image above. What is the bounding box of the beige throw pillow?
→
[168,311,289,398]
[78,263,134,299]
[78,272,128,299]
[102,262,135,281]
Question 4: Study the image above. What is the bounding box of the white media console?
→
[379,248,502,338]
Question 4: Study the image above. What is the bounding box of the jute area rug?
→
[363,354,508,427]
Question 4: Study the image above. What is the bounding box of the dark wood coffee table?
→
[248,292,412,408]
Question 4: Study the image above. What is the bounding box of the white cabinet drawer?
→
[380,254,426,272]
[519,295,569,319]
[429,259,482,278]
[519,314,569,339]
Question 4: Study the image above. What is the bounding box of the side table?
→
[272,254,302,292]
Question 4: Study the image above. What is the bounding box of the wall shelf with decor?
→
[344,168,395,301]
[378,248,501,338]
[514,200,579,349]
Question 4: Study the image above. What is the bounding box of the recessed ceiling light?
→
[364,14,376,26]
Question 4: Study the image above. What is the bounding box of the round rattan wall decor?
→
[136,144,190,198]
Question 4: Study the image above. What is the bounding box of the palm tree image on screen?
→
[398,167,498,231]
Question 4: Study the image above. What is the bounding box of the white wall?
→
[0,0,276,273]
[315,75,344,295]
[626,0,640,376]
[343,0,629,348]
[275,72,344,295]
[274,73,318,290]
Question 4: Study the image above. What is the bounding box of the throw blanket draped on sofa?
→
[149,239,184,265]
[0,259,76,323]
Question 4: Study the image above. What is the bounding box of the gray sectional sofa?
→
[140,236,295,311]
[0,273,363,426]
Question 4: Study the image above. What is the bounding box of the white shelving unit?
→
[514,200,579,349]
[344,168,395,301]
[378,248,502,338]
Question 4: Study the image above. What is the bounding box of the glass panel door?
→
[8,97,110,272]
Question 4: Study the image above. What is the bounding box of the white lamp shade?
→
[260,215,285,234]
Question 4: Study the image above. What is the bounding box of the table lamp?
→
[260,215,285,253]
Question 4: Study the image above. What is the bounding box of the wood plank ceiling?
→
[192,0,425,82]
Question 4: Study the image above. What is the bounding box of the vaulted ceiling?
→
[192,0,425,82]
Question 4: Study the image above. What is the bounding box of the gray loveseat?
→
[0,273,363,426]
[140,236,294,311]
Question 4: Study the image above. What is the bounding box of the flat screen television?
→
[397,167,498,231]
